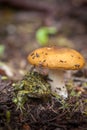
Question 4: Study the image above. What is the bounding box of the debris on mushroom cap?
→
[28,46,85,70]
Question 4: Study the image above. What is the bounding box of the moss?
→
[13,71,51,110]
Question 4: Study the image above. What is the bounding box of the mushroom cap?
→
[28,46,85,70]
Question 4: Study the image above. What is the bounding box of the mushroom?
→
[27,46,85,99]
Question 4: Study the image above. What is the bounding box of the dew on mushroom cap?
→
[28,46,85,98]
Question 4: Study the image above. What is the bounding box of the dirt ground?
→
[0,0,87,130]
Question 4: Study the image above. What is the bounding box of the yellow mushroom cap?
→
[28,46,85,70]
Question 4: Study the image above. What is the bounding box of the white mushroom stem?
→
[48,69,68,99]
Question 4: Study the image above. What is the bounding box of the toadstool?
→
[27,46,85,99]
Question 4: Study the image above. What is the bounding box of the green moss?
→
[13,71,51,110]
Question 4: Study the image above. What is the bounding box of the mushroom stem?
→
[49,69,68,99]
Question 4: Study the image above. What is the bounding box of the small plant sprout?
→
[0,44,5,57]
[6,110,11,123]
[36,27,57,46]
[28,46,85,99]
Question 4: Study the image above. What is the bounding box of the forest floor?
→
[0,0,87,130]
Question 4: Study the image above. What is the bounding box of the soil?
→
[0,0,87,130]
